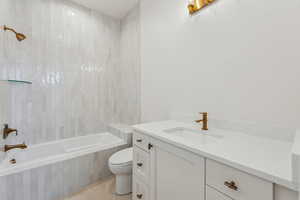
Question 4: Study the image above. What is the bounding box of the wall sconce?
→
[188,0,215,14]
[1,25,26,42]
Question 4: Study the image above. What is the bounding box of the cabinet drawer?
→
[133,147,150,183]
[206,159,273,200]
[133,131,150,152]
[207,185,233,200]
[133,177,149,200]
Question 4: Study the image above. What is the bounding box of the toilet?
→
[109,147,133,195]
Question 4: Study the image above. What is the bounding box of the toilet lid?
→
[109,147,133,165]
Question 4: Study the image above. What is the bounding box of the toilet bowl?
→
[109,147,133,195]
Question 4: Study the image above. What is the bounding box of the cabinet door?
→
[133,147,150,183]
[133,177,149,200]
[150,139,205,200]
[207,185,233,200]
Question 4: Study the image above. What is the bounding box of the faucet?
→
[3,124,18,139]
[4,143,27,152]
[195,112,208,130]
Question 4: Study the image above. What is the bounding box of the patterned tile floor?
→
[65,176,131,200]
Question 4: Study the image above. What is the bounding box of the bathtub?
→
[0,132,126,177]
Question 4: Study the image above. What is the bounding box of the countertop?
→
[133,120,299,191]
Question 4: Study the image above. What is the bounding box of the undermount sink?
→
[163,127,221,145]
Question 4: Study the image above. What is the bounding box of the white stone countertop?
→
[133,120,299,191]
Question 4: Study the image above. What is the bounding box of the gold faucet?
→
[4,143,27,152]
[3,124,18,139]
[195,112,208,130]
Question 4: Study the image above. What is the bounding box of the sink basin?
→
[164,127,221,145]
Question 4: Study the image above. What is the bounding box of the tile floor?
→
[65,176,132,200]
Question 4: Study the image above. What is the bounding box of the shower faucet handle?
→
[3,124,18,139]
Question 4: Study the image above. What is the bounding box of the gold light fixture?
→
[188,0,215,15]
[2,25,26,42]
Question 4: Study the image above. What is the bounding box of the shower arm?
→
[1,25,26,41]
[3,25,18,34]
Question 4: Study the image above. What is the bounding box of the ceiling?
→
[70,0,139,19]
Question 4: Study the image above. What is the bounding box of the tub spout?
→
[4,143,27,152]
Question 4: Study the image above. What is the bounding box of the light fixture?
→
[188,0,215,15]
[2,25,26,42]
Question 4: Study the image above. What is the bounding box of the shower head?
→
[15,32,26,41]
[3,25,26,41]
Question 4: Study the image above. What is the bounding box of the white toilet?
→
[109,147,133,195]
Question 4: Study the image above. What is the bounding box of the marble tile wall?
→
[0,82,10,161]
[108,123,133,146]
[0,145,128,200]
[118,5,141,125]
[0,0,141,146]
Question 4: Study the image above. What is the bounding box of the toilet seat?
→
[109,147,133,166]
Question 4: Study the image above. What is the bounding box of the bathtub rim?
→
[0,132,127,177]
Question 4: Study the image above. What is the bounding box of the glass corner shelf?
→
[8,80,32,84]
[1,80,32,84]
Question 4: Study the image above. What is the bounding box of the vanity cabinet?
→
[133,131,205,200]
[133,131,297,200]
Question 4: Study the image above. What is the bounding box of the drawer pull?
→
[137,194,143,199]
[136,139,143,143]
[137,162,143,167]
[224,181,238,191]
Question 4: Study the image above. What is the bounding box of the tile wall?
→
[0,0,140,145]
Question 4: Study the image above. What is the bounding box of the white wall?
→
[140,0,300,129]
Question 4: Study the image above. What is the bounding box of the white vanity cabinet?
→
[133,131,205,200]
[133,131,298,200]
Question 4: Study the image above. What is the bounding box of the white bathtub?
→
[0,132,126,177]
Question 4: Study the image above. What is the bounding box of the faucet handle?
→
[196,112,209,130]
[3,124,18,139]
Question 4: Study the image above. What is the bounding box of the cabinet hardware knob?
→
[224,181,238,191]
[137,194,143,199]
[137,162,143,167]
[136,139,142,142]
